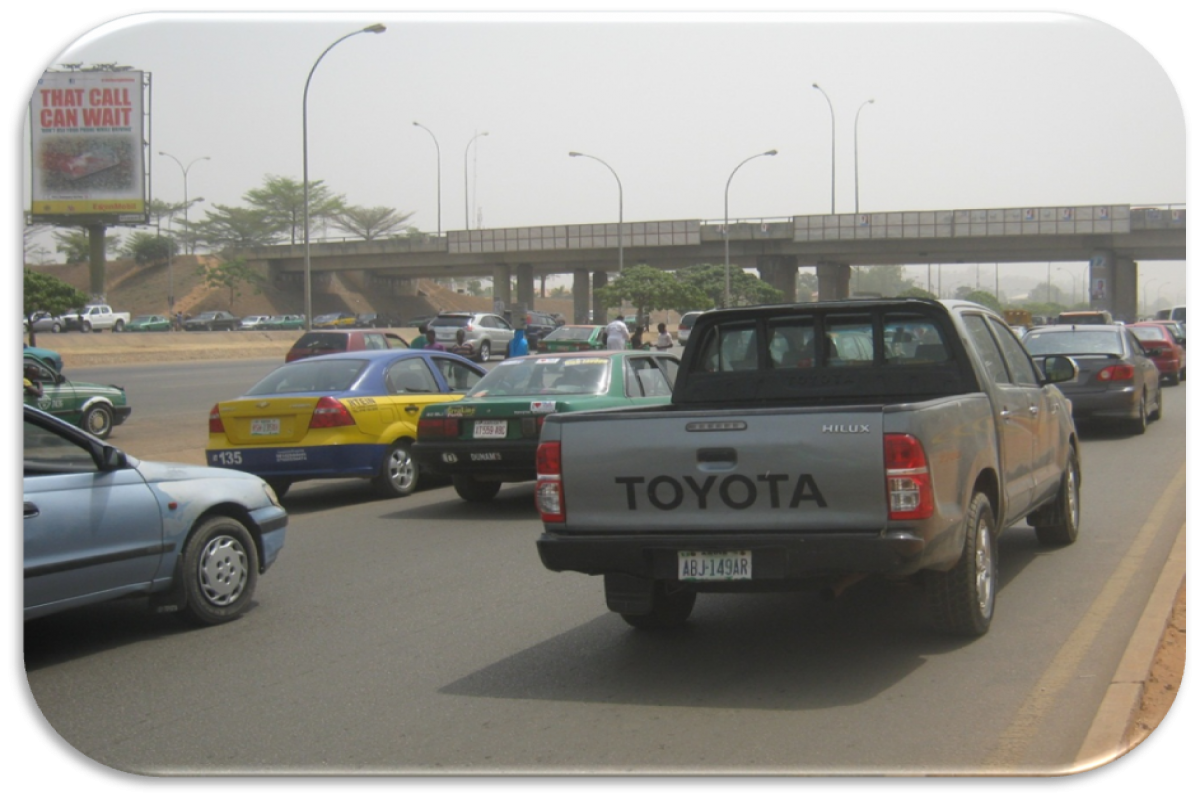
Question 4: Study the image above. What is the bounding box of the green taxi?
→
[23,354,131,439]
[264,314,307,330]
[126,314,172,332]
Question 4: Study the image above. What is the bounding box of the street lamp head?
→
[812,82,820,89]
[363,23,386,33]
[764,149,778,156]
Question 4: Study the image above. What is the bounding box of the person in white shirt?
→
[605,315,630,350]
[653,322,674,350]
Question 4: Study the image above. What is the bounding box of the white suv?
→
[428,312,514,362]
[677,311,706,345]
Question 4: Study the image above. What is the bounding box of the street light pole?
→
[464,131,489,230]
[724,149,778,307]
[303,23,386,331]
[568,152,623,276]
[158,151,209,317]
[812,83,835,214]
[853,98,874,214]
[1057,267,1077,306]
[412,122,441,236]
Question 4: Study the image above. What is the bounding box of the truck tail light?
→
[208,404,225,434]
[418,417,461,439]
[1097,364,1135,381]
[309,396,356,428]
[536,441,565,523]
[885,433,933,520]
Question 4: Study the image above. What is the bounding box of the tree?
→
[331,205,414,240]
[24,269,88,346]
[674,264,783,309]
[193,204,285,253]
[52,227,122,264]
[898,285,938,300]
[963,290,1003,313]
[197,258,265,309]
[121,232,178,265]
[851,265,912,297]
[243,175,344,245]
[594,264,708,322]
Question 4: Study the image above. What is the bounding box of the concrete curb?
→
[1075,522,1186,768]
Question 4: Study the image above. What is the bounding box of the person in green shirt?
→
[409,325,429,349]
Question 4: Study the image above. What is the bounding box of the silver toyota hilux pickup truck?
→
[535,298,1081,637]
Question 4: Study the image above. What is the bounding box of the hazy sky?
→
[11,4,1189,304]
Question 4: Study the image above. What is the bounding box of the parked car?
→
[23,353,131,438]
[263,314,306,330]
[676,310,706,344]
[1127,322,1186,383]
[126,314,171,332]
[285,329,409,363]
[184,310,241,331]
[24,404,286,625]
[523,311,561,344]
[406,315,436,330]
[428,311,514,362]
[355,311,401,328]
[206,349,486,498]
[313,311,356,329]
[25,311,66,333]
[61,303,131,332]
[414,350,680,503]
[1022,324,1162,433]
[239,315,273,330]
[536,324,606,353]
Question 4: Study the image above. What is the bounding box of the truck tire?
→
[1033,446,1080,547]
[178,515,258,626]
[81,320,92,333]
[620,581,696,630]
[925,491,996,637]
[113,319,125,332]
[452,475,502,502]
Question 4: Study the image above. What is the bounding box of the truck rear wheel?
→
[925,491,996,637]
[619,581,696,630]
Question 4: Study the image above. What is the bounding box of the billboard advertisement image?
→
[29,70,148,224]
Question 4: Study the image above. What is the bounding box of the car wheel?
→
[80,404,114,439]
[925,491,996,636]
[266,478,292,499]
[51,322,62,333]
[1149,385,1163,422]
[620,581,697,630]
[113,319,125,332]
[1034,445,1081,547]
[81,320,92,333]
[373,440,418,498]
[476,341,491,362]
[179,515,258,626]
[452,474,502,502]
[1127,395,1147,435]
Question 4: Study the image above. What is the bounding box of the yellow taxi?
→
[206,349,485,498]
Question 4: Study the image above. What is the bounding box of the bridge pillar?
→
[756,255,798,302]
[492,265,512,312]
[573,269,591,324]
[516,263,536,311]
[1113,257,1139,323]
[816,261,851,301]
[592,271,608,325]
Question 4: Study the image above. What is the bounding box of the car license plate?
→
[474,420,508,438]
[251,418,280,436]
[678,550,752,581]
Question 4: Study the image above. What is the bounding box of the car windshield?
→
[546,326,596,341]
[245,359,368,396]
[1023,330,1124,356]
[465,356,609,397]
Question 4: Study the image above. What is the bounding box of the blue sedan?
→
[24,405,288,625]
[207,349,486,498]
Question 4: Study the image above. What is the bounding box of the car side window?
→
[988,319,1039,386]
[962,314,1011,385]
[625,357,672,398]
[386,358,439,394]
[24,419,98,475]
[431,357,482,392]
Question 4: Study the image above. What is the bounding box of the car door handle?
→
[405,405,420,415]
[24,501,39,519]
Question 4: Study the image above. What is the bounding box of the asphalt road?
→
[23,362,1187,775]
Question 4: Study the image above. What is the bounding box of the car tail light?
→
[309,396,356,428]
[1097,364,1135,381]
[884,433,933,520]
[418,417,461,439]
[208,404,225,434]
[536,441,565,523]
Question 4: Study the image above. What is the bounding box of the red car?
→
[285,330,409,362]
[1127,322,1186,383]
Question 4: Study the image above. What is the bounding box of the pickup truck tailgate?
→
[556,406,887,532]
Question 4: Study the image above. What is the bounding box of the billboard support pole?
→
[87,224,107,300]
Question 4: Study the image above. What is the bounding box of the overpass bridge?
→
[243,203,1185,324]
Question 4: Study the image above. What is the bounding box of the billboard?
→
[28,70,149,225]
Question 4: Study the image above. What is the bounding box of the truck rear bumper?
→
[537,529,929,583]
